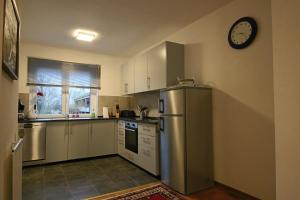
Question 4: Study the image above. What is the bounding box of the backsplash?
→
[130,92,160,117]
[98,96,131,116]
[18,92,160,118]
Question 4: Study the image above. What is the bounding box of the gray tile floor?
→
[23,156,158,200]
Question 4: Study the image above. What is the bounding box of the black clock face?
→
[228,17,257,49]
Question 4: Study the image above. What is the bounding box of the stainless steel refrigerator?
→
[159,86,213,194]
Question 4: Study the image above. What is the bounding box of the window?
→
[27,57,100,118]
[69,88,91,114]
[36,86,63,115]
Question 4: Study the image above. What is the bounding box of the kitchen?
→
[18,39,214,199]
[16,0,216,199]
[1,0,299,200]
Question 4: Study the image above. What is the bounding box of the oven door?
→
[125,128,138,154]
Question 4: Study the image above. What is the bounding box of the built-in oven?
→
[125,121,138,154]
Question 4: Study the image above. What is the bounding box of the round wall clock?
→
[228,17,257,49]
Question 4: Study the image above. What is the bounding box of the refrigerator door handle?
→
[160,117,164,132]
[159,99,164,113]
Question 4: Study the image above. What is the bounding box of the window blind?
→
[27,57,101,89]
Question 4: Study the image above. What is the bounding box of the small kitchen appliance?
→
[120,110,135,118]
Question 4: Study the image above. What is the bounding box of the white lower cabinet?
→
[124,150,139,163]
[45,120,117,163]
[89,121,115,157]
[117,121,159,175]
[68,121,89,160]
[139,146,157,175]
[117,121,126,157]
[45,120,158,176]
[114,122,118,153]
[138,123,159,175]
[46,122,68,163]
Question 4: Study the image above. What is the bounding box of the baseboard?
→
[23,154,119,168]
[214,181,260,200]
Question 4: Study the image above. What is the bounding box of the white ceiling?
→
[19,0,232,57]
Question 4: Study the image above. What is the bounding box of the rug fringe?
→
[86,182,161,200]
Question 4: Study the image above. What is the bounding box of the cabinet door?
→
[114,121,118,153]
[138,124,157,137]
[147,43,167,90]
[118,126,125,157]
[138,123,159,175]
[89,121,115,157]
[134,54,148,93]
[121,59,135,95]
[68,122,89,160]
[121,63,128,95]
[46,122,68,163]
[139,146,159,175]
[118,120,125,129]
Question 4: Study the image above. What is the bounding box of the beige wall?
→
[19,42,127,96]
[131,0,275,198]
[272,0,300,199]
[0,0,19,199]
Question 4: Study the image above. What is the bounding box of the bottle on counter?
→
[115,104,120,118]
[91,109,96,118]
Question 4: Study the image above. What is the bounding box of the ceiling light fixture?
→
[74,29,98,42]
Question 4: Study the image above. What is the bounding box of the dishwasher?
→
[20,123,46,162]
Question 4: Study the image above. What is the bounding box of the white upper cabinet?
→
[123,41,184,95]
[147,43,167,91]
[134,53,148,93]
[121,59,135,95]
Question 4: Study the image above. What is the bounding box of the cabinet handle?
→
[143,128,151,132]
[160,117,164,132]
[147,77,150,89]
[143,137,151,145]
[159,99,164,113]
[64,126,67,142]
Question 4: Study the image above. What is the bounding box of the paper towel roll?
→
[103,107,109,118]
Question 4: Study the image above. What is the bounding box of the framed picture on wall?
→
[2,0,20,80]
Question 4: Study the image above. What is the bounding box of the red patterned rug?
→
[89,184,184,200]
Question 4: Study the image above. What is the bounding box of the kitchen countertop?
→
[18,116,159,124]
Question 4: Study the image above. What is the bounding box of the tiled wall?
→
[18,92,160,118]
[130,92,160,117]
[98,96,131,116]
